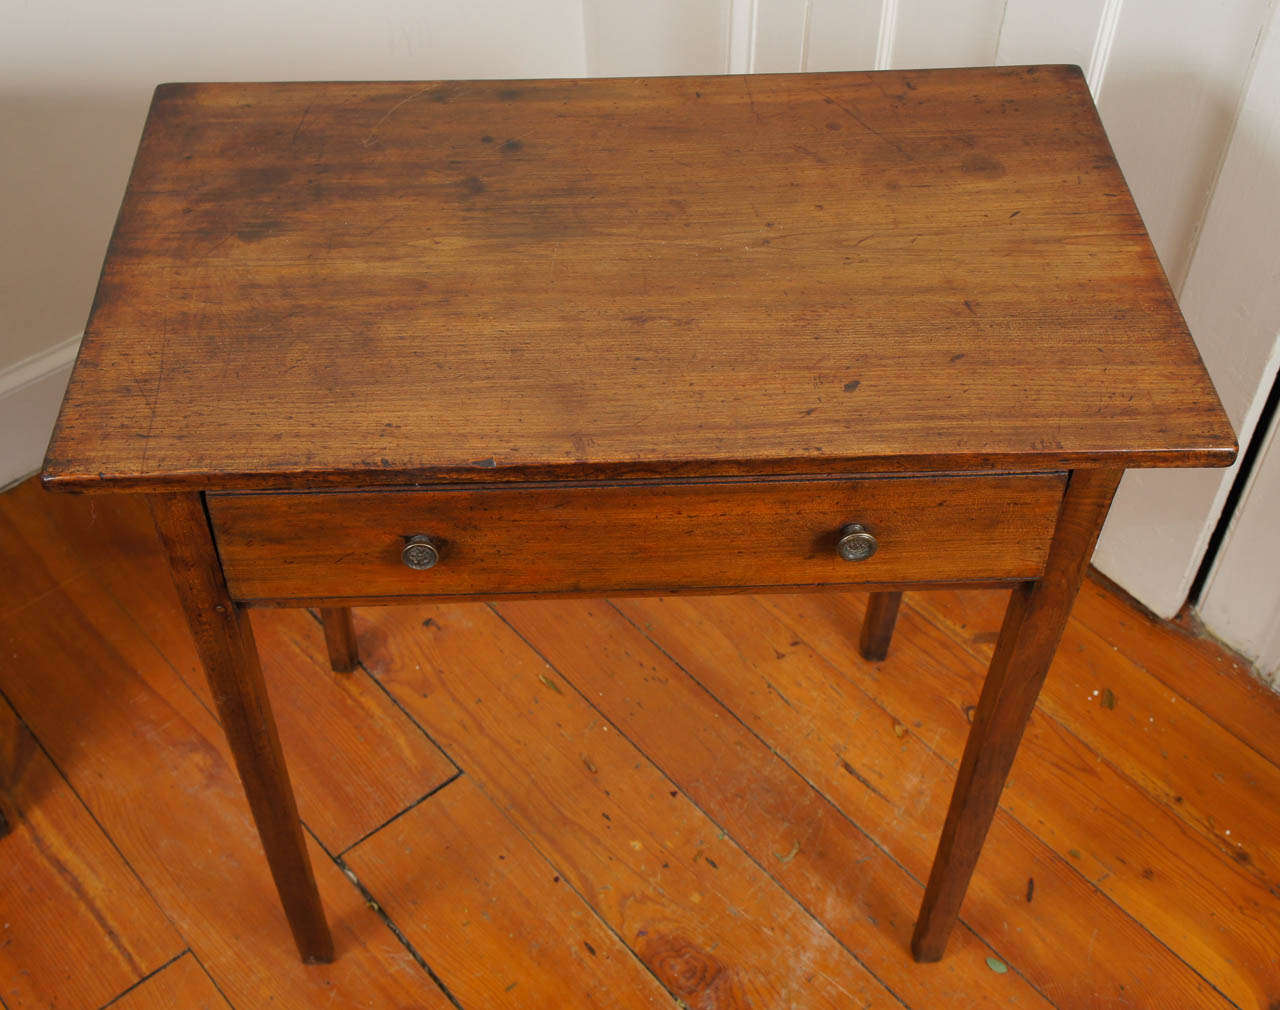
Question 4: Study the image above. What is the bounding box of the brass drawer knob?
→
[836,523,878,562]
[401,534,440,570]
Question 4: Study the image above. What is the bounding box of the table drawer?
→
[208,473,1067,602]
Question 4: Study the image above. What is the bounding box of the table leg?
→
[150,492,334,964]
[911,468,1121,962]
[859,591,903,661]
[319,607,359,672]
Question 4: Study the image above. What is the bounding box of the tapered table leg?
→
[319,607,359,673]
[911,468,1122,962]
[859,591,903,661]
[150,492,334,964]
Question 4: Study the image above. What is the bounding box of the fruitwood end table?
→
[43,68,1235,965]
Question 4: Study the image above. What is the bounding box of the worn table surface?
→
[44,67,1235,492]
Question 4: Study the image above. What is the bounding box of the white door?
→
[1090,1,1280,620]
[1201,408,1280,686]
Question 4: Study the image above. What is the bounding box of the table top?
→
[44,67,1236,493]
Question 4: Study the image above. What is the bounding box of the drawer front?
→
[208,473,1067,602]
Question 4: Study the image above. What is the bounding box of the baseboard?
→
[0,335,82,490]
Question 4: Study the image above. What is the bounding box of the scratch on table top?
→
[743,75,762,125]
[363,84,443,147]
[138,309,170,473]
[290,100,313,147]
[817,90,912,159]
[792,144,828,165]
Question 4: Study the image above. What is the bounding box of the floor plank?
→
[0,482,458,854]
[0,507,63,619]
[757,591,1280,1010]
[614,594,1232,1010]
[0,698,182,1010]
[0,579,455,1009]
[1075,574,1280,771]
[357,602,909,1010]
[910,587,1280,893]
[347,774,672,1009]
[496,597,1055,1010]
[248,609,458,854]
[0,482,169,627]
[105,954,230,1010]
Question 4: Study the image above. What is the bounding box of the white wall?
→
[3,0,1276,666]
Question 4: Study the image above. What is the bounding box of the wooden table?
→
[43,67,1236,966]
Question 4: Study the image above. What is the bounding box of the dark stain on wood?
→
[961,153,1006,177]
[638,933,734,1003]
[840,759,888,802]
[235,220,281,242]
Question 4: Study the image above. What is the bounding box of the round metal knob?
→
[401,534,440,570]
[836,523,877,562]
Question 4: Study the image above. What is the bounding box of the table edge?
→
[40,444,1238,494]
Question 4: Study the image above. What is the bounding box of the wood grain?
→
[150,492,332,963]
[614,592,1232,1008]
[43,67,1235,494]
[494,597,1057,1010]
[0,695,182,1010]
[245,609,458,853]
[228,579,1028,610]
[0,502,72,618]
[1,475,1272,1006]
[911,467,1121,960]
[759,590,1280,1008]
[0,572,456,1008]
[107,954,231,1010]
[345,775,673,1009]
[208,474,1066,601]
[1077,573,1280,770]
[0,479,459,857]
[357,602,907,1009]
[911,581,1280,915]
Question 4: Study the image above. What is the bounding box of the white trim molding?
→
[875,0,899,70]
[0,335,81,490]
[1200,403,1280,687]
[727,0,758,74]
[1085,0,1124,96]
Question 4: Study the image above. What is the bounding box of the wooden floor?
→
[1,477,1278,1010]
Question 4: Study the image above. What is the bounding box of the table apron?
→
[206,473,1068,603]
